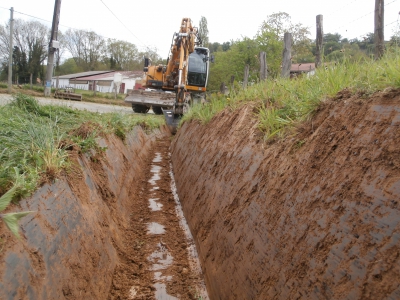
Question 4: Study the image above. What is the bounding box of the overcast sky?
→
[0,0,399,59]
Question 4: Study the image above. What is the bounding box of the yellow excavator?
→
[124,18,212,133]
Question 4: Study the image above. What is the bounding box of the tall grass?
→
[183,49,400,139]
[0,93,165,199]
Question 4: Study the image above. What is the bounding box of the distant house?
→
[290,63,316,78]
[51,71,113,90]
[52,70,143,94]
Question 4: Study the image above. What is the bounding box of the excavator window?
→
[188,50,208,87]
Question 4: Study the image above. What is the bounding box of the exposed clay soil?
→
[171,88,400,299]
[0,128,206,299]
[1,88,400,300]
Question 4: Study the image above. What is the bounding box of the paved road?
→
[0,93,137,114]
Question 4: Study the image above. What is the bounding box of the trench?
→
[0,128,208,300]
[1,89,400,300]
[108,137,209,299]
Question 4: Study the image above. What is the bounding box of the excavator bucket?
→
[162,109,181,134]
[124,90,175,109]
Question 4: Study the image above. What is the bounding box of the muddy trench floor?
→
[108,136,205,300]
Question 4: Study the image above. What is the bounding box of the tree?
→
[57,57,83,75]
[107,39,140,70]
[64,29,106,71]
[198,16,209,48]
[13,20,48,82]
[139,47,164,67]
[0,19,48,83]
[208,38,259,91]
[12,46,29,83]
[255,12,312,76]
[54,31,67,76]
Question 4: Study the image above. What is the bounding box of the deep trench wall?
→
[171,89,400,300]
[0,127,162,300]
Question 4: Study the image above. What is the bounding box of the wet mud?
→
[108,136,208,299]
[171,88,400,299]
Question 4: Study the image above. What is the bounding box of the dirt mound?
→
[171,88,400,299]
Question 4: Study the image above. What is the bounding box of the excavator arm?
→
[124,18,211,133]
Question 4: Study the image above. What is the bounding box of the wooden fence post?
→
[259,51,267,81]
[374,0,384,59]
[220,82,226,94]
[281,32,292,78]
[230,75,235,90]
[243,64,250,89]
[315,15,323,68]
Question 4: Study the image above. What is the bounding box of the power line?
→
[98,0,149,50]
[0,6,150,52]
[325,0,362,18]
[331,0,399,34]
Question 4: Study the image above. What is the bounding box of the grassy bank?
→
[183,49,400,139]
[0,94,164,199]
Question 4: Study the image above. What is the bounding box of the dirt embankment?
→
[0,125,208,300]
[0,127,159,299]
[171,88,400,299]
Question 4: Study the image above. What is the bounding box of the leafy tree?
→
[55,31,67,75]
[12,46,29,83]
[13,20,48,83]
[0,19,48,83]
[208,41,231,53]
[198,16,209,48]
[222,41,231,52]
[208,38,259,91]
[107,39,140,70]
[57,57,84,75]
[140,47,164,66]
[255,12,312,75]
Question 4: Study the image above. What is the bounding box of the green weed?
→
[0,94,164,199]
[0,168,34,239]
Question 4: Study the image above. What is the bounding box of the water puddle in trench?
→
[137,151,208,299]
[149,198,163,211]
[147,222,166,235]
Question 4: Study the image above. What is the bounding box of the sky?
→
[0,0,399,60]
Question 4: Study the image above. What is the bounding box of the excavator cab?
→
[187,47,210,88]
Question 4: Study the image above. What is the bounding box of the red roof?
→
[78,71,143,81]
[291,63,315,73]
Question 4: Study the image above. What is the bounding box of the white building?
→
[52,70,143,94]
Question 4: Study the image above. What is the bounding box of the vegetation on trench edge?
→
[0,93,164,237]
[182,49,400,140]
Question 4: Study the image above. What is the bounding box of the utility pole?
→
[315,15,323,68]
[374,0,384,59]
[44,0,61,97]
[7,7,13,94]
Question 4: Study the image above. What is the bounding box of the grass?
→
[182,48,400,140]
[0,93,164,200]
